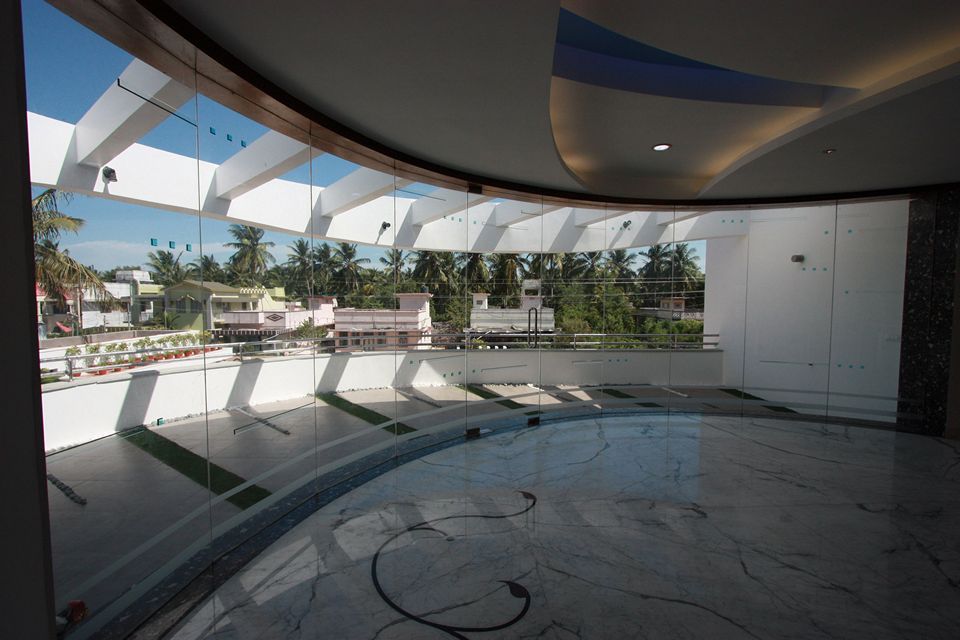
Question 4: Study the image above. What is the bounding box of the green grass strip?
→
[601,387,663,408]
[316,392,416,435]
[719,387,766,401]
[719,388,797,413]
[461,384,527,410]
[124,428,272,510]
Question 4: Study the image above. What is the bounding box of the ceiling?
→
[147,1,960,201]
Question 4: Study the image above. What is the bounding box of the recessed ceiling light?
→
[822,148,836,155]
[652,143,672,152]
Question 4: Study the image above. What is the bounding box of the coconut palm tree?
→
[32,190,109,320]
[379,248,408,284]
[285,238,315,296]
[190,254,226,283]
[637,244,673,304]
[224,224,275,285]
[570,251,605,282]
[487,253,524,305]
[331,242,370,294]
[147,249,189,286]
[412,250,454,295]
[604,249,637,284]
[526,252,566,282]
[312,242,334,294]
[457,252,490,289]
[670,243,703,292]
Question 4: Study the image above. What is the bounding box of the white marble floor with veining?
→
[168,414,960,639]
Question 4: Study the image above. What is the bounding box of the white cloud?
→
[60,240,152,270]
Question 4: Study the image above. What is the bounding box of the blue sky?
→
[22,0,704,275]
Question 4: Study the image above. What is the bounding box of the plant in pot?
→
[133,337,150,362]
[116,342,129,368]
[201,330,214,352]
[157,336,173,359]
[85,343,103,374]
[65,346,82,377]
[171,334,185,357]
[103,343,120,372]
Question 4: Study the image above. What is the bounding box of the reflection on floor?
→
[167,414,960,640]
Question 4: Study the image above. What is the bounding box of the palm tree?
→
[570,251,605,282]
[224,224,275,285]
[637,244,673,304]
[412,250,454,295]
[190,254,226,283]
[31,189,110,330]
[285,238,315,296]
[312,242,334,294]
[457,252,489,289]
[147,250,189,286]
[604,249,636,284]
[670,243,703,292]
[487,253,524,305]
[332,242,370,294]
[379,248,408,284]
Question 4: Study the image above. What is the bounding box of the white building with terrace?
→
[333,292,433,351]
[469,280,555,334]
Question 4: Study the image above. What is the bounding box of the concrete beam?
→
[317,167,409,217]
[657,210,716,225]
[574,208,629,227]
[410,189,491,225]
[493,202,564,227]
[213,131,310,200]
[74,59,193,167]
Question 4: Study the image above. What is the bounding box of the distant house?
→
[219,295,339,337]
[333,292,433,351]
[468,279,555,335]
[162,280,288,331]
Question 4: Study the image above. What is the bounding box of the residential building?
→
[162,280,287,331]
[333,292,432,350]
[468,280,555,335]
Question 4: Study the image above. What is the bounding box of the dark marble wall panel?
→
[898,186,960,436]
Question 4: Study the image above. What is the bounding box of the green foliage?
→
[292,318,328,339]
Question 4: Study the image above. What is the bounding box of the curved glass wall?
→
[23,3,914,636]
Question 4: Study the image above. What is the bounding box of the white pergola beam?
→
[318,168,410,217]
[493,203,564,227]
[574,208,629,227]
[213,131,310,200]
[410,189,491,225]
[657,210,716,225]
[74,59,193,167]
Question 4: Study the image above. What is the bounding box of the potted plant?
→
[201,330,214,352]
[65,346,82,377]
[103,342,115,362]
[172,334,186,357]
[84,343,102,373]
[133,337,151,363]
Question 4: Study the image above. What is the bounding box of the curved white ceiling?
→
[153,1,960,200]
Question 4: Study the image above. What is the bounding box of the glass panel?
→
[26,2,211,631]
[742,204,838,420]
[192,96,320,633]
[700,208,750,418]
[665,208,713,416]
[827,199,909,424]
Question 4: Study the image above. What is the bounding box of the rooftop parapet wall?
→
[39,348,723,451]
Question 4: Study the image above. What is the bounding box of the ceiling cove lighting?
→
[652,143,672,152]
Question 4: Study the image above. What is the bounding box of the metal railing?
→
[38,331,720,381]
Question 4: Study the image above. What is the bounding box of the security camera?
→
[102,166,118,183]
[381,221,391,231]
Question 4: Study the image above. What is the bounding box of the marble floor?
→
[168,414,960,639]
